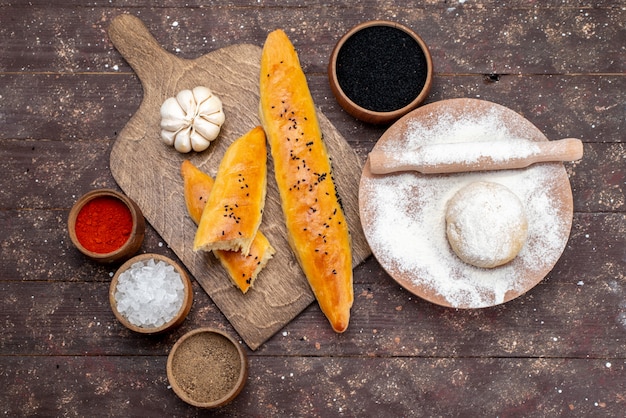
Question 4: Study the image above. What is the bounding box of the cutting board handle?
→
[108,14,178,82]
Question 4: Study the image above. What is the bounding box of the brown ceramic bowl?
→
[167,328,248,408]
[109,253,193,334]
[328,20,433,125]
[68,189,145,263]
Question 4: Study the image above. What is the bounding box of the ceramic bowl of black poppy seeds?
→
[328,20,433,125]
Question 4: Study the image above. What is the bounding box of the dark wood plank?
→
[1,0,624,414]
[2,212,624,358]
[2,356,624,416]
[0,140,621,216]
[2,0,622,6]
[1,73,623,145]
[1,5,624,74]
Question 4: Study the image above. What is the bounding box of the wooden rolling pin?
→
[368,137,583,175]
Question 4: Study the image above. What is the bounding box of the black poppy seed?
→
[335,25,427,112]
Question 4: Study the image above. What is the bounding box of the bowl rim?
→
[109,253,194,334]
[328,20,434,124]
[68,188,145,262]
[166,327,248,408]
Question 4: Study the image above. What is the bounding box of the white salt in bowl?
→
[109,253,193,334]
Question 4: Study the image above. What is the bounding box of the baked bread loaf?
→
[193,126,268,255]
[445,181,528,269]
[259,29,353,332]
[181,160,275,293]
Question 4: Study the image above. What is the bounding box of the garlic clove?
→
[161,129,177,146]
[174,127,193,153]
[160,97,188,130]
[192,86,213,103]
[200,111,226,126]
[197,95,223,116]
[189,129,211,152]
[176,89,197,117]
[161,116,189,132]
[193,117,222,141]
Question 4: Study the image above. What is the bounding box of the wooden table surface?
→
[2,1,624,416]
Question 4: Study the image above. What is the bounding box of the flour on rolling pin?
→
[369,111,583,174]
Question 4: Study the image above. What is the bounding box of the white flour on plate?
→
[361,108,570,308]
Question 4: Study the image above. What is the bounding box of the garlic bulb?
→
[160,86,225,153]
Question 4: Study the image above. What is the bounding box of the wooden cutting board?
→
[107,14,370,350]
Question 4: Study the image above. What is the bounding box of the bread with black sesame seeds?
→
[193,126,268,256]
[259,29,353,333]
[181,160,275,294]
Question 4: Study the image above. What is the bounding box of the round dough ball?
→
[445,181,528,268]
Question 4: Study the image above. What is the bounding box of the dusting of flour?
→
[361,106,570,308]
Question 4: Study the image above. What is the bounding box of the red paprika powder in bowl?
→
[68,189,145,263]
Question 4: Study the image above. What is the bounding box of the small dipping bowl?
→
[328,20,433,125]
[109,253,193,334]
[68,189,145,263]
[167,328,248,408]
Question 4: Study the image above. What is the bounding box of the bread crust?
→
[193,126,268,255]
[181,159,274,293]
[259,29,353,332]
